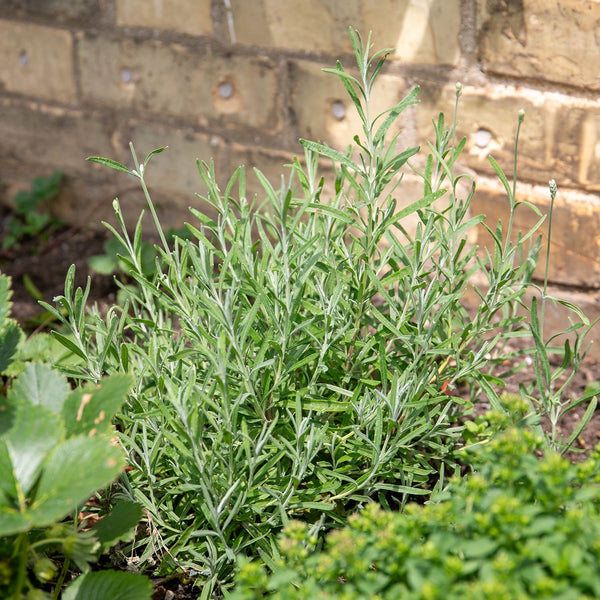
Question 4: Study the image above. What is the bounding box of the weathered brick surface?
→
[0,98,116,173]
[362,0,461,65]
[231,0,460,65]
[478,0,600,90]
[417,85,563,186]
[129,123,218,197]
[230,0,361,53]
[471,180,600,288]
[0,20,76,103]
[0,0,599,312]
[78,35,280,132]
[116,0,212,36]
[288,60,409,150]
[578,112,600,191]
[0,0,99,21]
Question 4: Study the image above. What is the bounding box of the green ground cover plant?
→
[44,28,592,597]
[0,274,152,599]
[2,172,63,252]
[232,398,600,599]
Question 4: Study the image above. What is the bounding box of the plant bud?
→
[33,557,57,583]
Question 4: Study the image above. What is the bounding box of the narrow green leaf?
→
[488,155,513,200]
[530,297,551,388]
[392,189,446,222]
[304,203,355,225]
[87,157,133,175]
[50,332,88,362]
[564,396,597,453]
[299,139,361,173]
[374,87,420,145]
[143,146,167,167]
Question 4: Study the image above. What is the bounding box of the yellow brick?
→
[0,98,115,173]
[289,60,409,151]
[0,20,76,103]
[130,124,219,198]
[230,0,460,64]
[477,0,600,90]
[578,112,600,191]
[362,0,461,65]
[230,0,360,53]
[116,0,212,36]
[78,35,280,132]
[4,0,98,20]
[471,180,600,288]
[417,85,553,185]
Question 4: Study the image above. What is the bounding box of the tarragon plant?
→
[44,28,591,596]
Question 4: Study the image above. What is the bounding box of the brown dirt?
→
[0,221,116,325]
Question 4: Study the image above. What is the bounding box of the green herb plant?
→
[232,399,600,599]
[522,176,597,453]
[87,228,191,304]
[44,28,589,596]
[1,172,63,251]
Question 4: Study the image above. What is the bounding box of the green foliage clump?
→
[0,362,152,599]
[233,411,600,599]
[0,275,151,599]
[2,172,63,251]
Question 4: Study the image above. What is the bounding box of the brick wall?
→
[1,0,599,349]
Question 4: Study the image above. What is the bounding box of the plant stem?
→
[129,142,170,254]
[52,557,70,600]
[541,180,557,331]
[12,534,28,600]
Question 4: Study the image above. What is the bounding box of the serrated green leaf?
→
[8,363,70,414]
[62,375,132,437]
[92,501,143,552]
[0,273,13,325]
[0,320,21,373]
[0,440,18,504]
[27,437,124,530]
[1,400,63,502]
[63,570,153,600]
